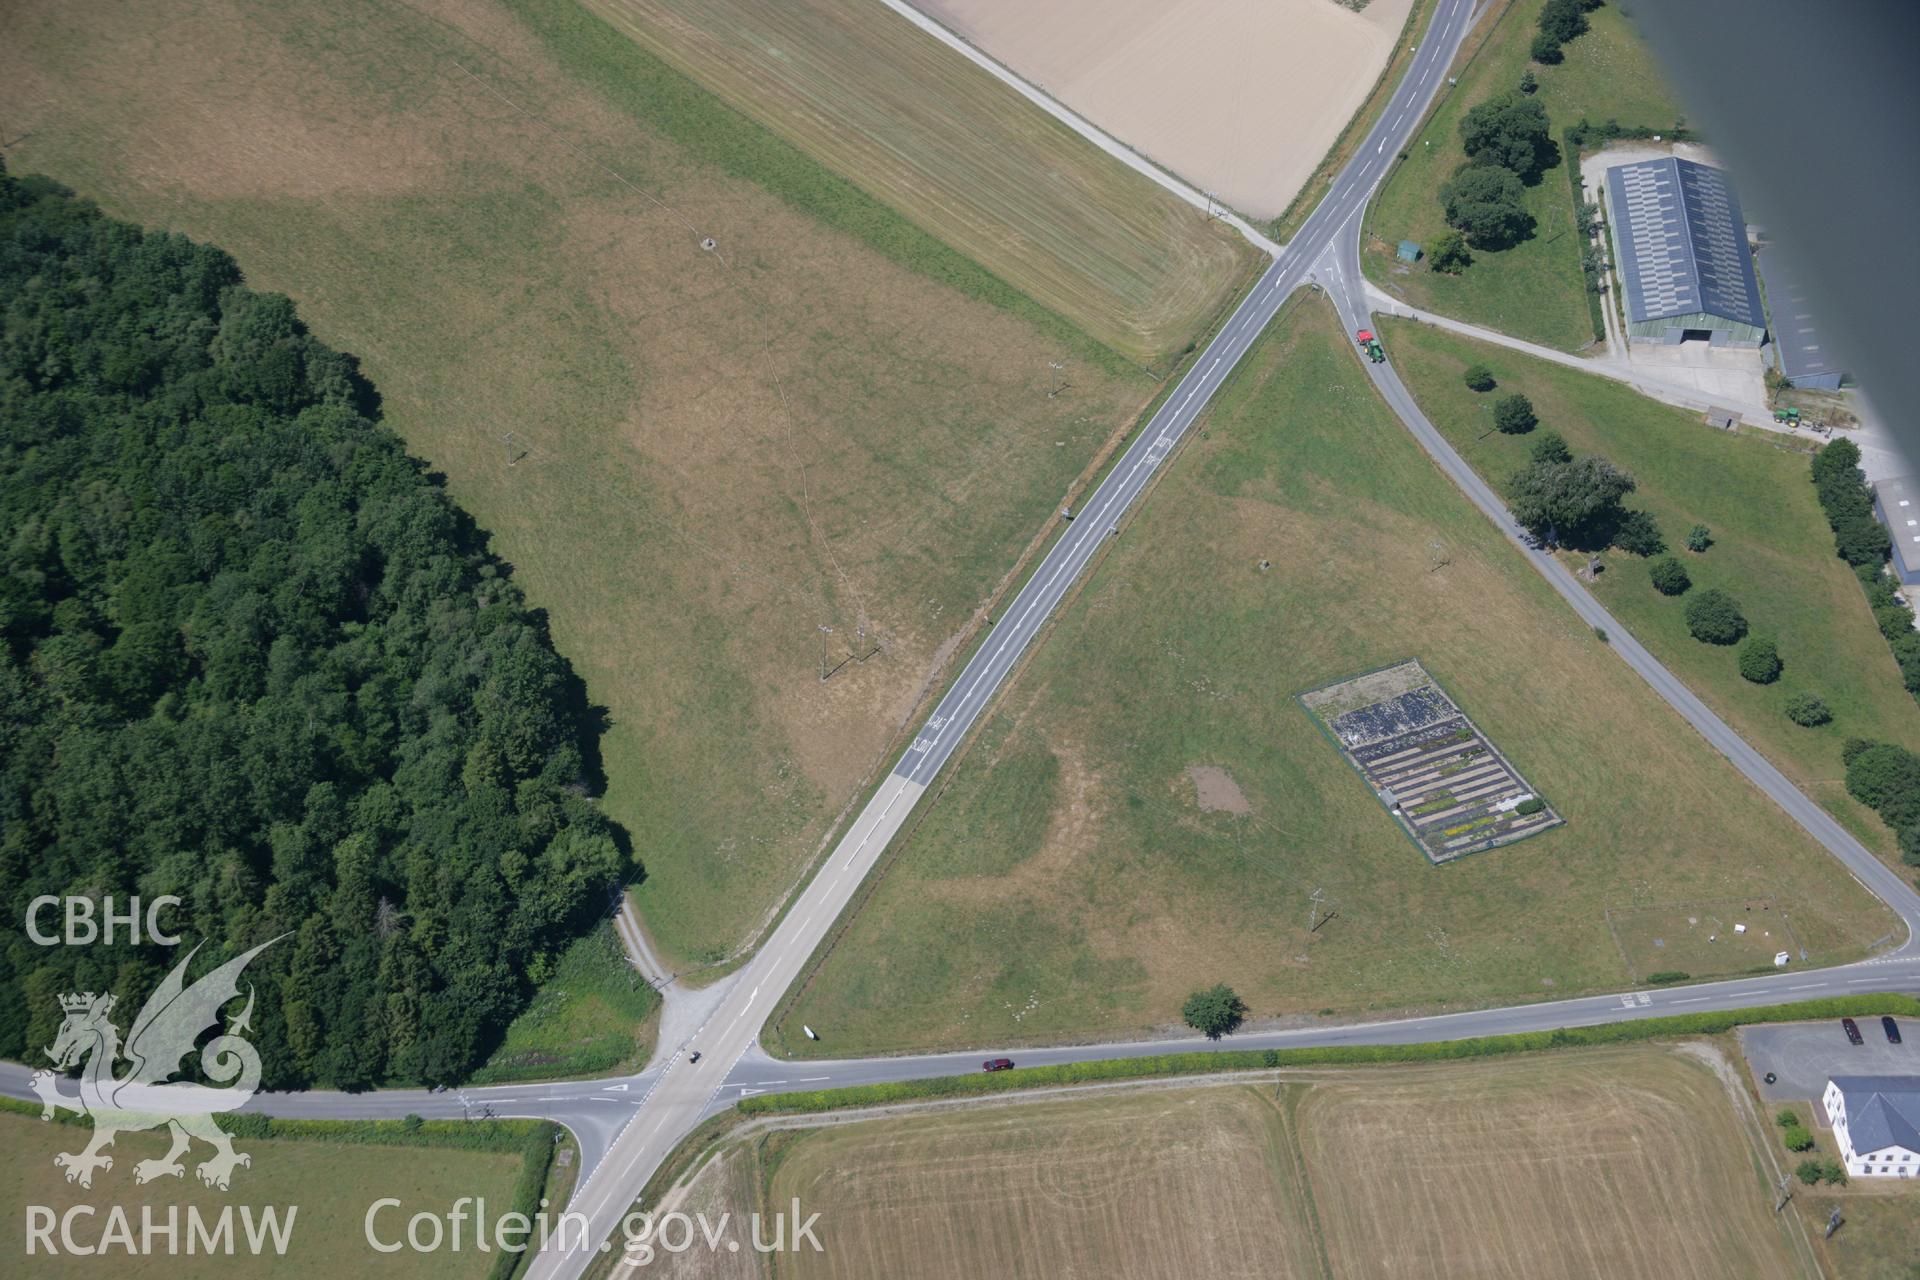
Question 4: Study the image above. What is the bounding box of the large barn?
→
[1605,157,1767,347]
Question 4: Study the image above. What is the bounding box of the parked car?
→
[982,1058,1015,1072]
[1842,1017,1864,1045]
[1885,1016,1904,1045]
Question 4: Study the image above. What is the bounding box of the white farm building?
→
[1823,1076,1920,1178]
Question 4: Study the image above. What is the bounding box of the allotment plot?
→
[1303,659,1562,862]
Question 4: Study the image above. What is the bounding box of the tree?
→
[1530,32,1564,65]
[1441,165,1533,249]
[1686,523,1713,553]
[1785,694,1832,727]
[1427,229,1473,274]
[1493,392,1538,434]
[1458,91,1554,182]
[1182,984,1249,1039]
[0,165,629,1083]
[1613,510,1665,556]
[1520,69,1538,95]
[1739,635,1783,684]
[1795,1158,1823,1186]
[1461,362,1496,392]
[1845,742,1920,831]
[1538,0,1591,44]
[1811,437,1863,487]
[1834,513,1892,567]
[1649,556,1691,596]
[1684,589,1748,644]
[1507,453,1635,547]
[1530,430,1572,465]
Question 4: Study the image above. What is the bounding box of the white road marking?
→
[1788,983,1828,991]
[1672,997,1709,1005]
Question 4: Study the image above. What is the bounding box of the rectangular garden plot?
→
[1301,660,1561,863]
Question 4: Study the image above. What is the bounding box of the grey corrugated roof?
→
[1873,477,1920,586]
[1831,1076,1920,1155]
[1757,246,1843,382]
[1606,157,1765,328]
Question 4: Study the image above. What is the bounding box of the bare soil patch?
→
[1186,765,1252,816]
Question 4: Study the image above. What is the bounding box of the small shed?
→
[1396,239,1422,263]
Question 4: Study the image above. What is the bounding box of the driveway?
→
[1738,1018,1918,1102]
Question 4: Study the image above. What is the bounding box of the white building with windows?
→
[1823,1076,1920,1178]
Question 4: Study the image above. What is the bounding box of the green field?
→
[0,0,1215,974]
[1365,0,1688,349]
[772,296,1892,1058]
[1379,315,1920,868]
[2,1109,529,1278]
[475,922,658,1083]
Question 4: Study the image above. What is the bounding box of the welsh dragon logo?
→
[31,938,281,1191]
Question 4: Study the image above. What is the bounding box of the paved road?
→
[10,0,1917,1271]
[514,2,1483,1270]
[722,961,1919,1098]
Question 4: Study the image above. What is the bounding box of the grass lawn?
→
[692,1045,1810,1279]
[1379,315,1920,870]
[473,921,657,1084]
[1365,0,1689,349]
[0,0,1209,973]
[2,1108,529,1277]
[771,295,1892,1059]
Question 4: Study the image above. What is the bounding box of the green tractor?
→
[1772,407,1801,425]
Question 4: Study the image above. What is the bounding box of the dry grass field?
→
[0,0,1213,970]
[674,1045,1812,1279]
[916,0,1413,220]
[775,296,1892,1058]
[577,0,1257,362]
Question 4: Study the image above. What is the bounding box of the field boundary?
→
[738,995,1920,1114]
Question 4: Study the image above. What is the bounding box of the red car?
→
[1354,328,1375,344]
[982,1057,1015,1072]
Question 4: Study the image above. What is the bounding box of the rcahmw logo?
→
[24,936,300,1257]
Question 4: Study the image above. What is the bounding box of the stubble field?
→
[0,0,1239,975]
[656,1046,1812,1279]
[914,0,1413,221]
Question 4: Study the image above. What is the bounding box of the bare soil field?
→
[776,296,1892,1058]
[0,0,1171,969]
[671,1045,1812,1279]
[577,0,1258,362]
[918,0,1414,219]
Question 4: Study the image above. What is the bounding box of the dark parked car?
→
[1842,1017,1863,1045]
[983,1058,1015,1072]
[1885,1016,1904,1045]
